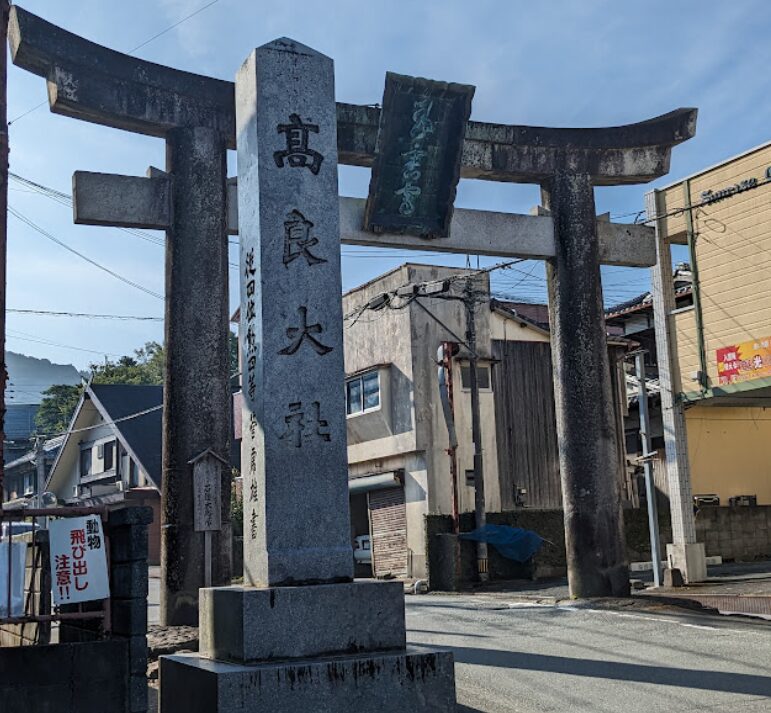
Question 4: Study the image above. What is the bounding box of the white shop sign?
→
[49,515,110,606]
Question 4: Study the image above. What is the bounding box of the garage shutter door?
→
[368,487,408,578]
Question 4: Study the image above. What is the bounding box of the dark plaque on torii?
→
[10,3,696,603]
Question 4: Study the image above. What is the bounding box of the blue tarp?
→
[459,524,543,563]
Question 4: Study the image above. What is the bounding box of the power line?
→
[6,329,122,357]
[10,172,240,269]
[8,206,165,300]
[8,308,163,321]
[8,0,222,125]
[127,0,220,53]
[344,259,524,325]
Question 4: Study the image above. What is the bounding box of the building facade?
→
[46,383,163,563]
[344,264,629,580]
[653,141,771,507]
[1,435,64,507]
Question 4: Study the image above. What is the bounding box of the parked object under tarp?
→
[459,524,543,562]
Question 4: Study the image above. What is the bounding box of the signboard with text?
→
[364,72,474,238]
[717,337,771,385]
[192,454,223,532]
[49,515,110,606]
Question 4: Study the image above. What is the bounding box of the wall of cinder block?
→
[695,506,771,562]
[427,505,771,589]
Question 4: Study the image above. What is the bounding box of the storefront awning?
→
[348,470,403,494]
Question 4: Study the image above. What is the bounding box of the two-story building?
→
[45,383,163,563]
[343,263,630,580]
[651,140,771,508]
[1,435,64,508]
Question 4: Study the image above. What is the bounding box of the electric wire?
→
[8,309,162,321]
[8,206,165,300]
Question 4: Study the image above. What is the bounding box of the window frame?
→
[103,439,116,472]
[345,369,382,417]
[79,446,93,478]
[459,363,492,391]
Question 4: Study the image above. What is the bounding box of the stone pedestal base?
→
[200,581,406,662]
[666,542,707,583]
[159,646,456,713]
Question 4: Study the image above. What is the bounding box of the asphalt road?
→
[407,595,771,713]
[147,575,771,712]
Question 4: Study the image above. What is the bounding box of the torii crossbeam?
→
[9,4,696,603]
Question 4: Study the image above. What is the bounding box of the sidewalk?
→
[636,560,771,618]
[457,560,771,620]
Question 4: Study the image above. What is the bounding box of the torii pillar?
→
[497,114,697,596]
[8,6,234,624]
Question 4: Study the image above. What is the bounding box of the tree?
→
[91,341,165,385]
[34,333,239,436]
[34,383,83,436]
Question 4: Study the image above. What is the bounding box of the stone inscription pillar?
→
[236,39,353,586]
[543,169,629,598]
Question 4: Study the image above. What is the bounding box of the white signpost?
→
[191,449,226,588]
[49,515,110,606]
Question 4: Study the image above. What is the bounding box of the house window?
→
[460,364,491,390]
[465,469,476,487]
[103,440,115,472]
[129,460,140,488]
[346,370,380,416]
[80,447,92,478]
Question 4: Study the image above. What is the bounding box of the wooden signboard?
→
[364,73,474,239]
[191,450,223,533]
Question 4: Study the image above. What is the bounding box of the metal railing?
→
[0,506,110,645]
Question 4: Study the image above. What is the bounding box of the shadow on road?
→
[432,645,771,696]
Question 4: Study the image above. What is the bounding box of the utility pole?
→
[464,277,489,582]
[437,342,460,535]
[34,436,45,501]
[633,349,663,587]
[0,0,10,507]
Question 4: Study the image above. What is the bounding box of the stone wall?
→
[427,505,771,590]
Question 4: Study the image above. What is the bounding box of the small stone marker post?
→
[159,38,457,713]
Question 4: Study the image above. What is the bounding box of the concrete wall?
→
[344,265,417,466]
[405,266,496,517]
[0,640,130,713]
[489,311,550,343]
[686,404,771,505]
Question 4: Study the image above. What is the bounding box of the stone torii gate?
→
[9,4,696,610]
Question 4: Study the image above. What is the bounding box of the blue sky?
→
[6,0,771,370]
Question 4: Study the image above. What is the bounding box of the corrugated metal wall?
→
[368,487,408,578]
[491,340,562,509]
